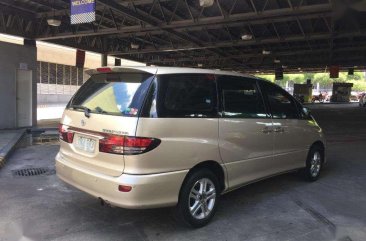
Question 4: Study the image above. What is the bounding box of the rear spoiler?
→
[86,66,157,76]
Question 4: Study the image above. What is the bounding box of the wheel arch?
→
[311,140,325,150]
[179,160,227,198]
[309,140,326,163]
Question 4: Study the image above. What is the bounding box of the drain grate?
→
[12,167,55,177]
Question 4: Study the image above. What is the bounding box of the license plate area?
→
[74,135,97,154]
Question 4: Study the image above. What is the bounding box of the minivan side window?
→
[151,74,217,118]
[217,76,268,118]
[261,82,299,119]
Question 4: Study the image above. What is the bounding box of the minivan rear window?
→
[67,73,154,117]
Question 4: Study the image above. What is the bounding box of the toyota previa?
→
[56,66,326,227]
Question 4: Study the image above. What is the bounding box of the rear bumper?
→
[55,152,188,209]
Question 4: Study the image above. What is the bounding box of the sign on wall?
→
[70,0,96,25]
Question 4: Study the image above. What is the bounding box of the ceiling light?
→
[298,67,302,70]
[241,34,253,40]
[197,63,203,67]
[262,50,271,55]
[256,70,260,73]
[47,19,61,27]
[130,43,140,49]
[282,65,287,69]
[274,58,280,63]
[199,0,214,7]
[48,1,61,27]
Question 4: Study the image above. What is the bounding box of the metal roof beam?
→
[36,4,331,40]
[145,45,366,64]
[0,3,36,20]
[107,31,366,55]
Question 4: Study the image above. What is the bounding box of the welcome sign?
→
[70,0,96,24]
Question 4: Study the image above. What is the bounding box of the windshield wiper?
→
[72,105,91,118]
[95,106,108,114]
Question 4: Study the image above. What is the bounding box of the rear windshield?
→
[67,72,154,117]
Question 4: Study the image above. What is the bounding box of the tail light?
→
[58,124,74,143]
[99,135,161,155]
[96,67,112,73]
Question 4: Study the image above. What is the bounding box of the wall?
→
[37,41,145,69]
[0,41,37,129]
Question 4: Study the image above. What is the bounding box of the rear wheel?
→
[303,146,324,181]
[176,169,220,228]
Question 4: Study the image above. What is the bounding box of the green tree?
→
[349,80,366,91]
[255,71,366,91]
[313,73,332,89]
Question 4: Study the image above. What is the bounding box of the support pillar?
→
[101,53,107,66]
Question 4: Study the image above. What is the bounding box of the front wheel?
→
[303,146,324,181]
[176,169,220,228]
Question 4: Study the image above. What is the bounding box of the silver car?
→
[56,66,326,228]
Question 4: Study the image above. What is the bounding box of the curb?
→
[0,129,26,169]
[304,102,357,105]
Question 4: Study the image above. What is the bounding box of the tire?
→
[176,169,220,228]
[303,146,324,181]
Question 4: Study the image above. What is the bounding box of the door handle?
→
[273,127,285,133]
[262,127,273,134]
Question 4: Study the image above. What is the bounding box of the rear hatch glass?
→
[68,72,154,117]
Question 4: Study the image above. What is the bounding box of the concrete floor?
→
[1,103,366,241]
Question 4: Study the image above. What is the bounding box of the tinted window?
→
[218,76,268,118]
[68,73,154,117]
[154,74,217,118]
[295,100,312,119]
[261,82,299,119]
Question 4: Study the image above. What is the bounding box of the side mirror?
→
[303,107,311,117]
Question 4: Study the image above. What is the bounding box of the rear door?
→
[260,81,309,171]
[59,71,155,176]
[132,73,222,174]
[217,76,274,189]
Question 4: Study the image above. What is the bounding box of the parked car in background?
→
[312,91,329,103]
[325,94,331,102]
[56,67,326,227]
[359,93,366,107]
[312,94,325,103]
[350,94,359,102]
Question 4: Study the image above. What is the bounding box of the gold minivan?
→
[56,66,326,227]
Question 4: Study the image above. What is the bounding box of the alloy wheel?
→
[188,178,216,220]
